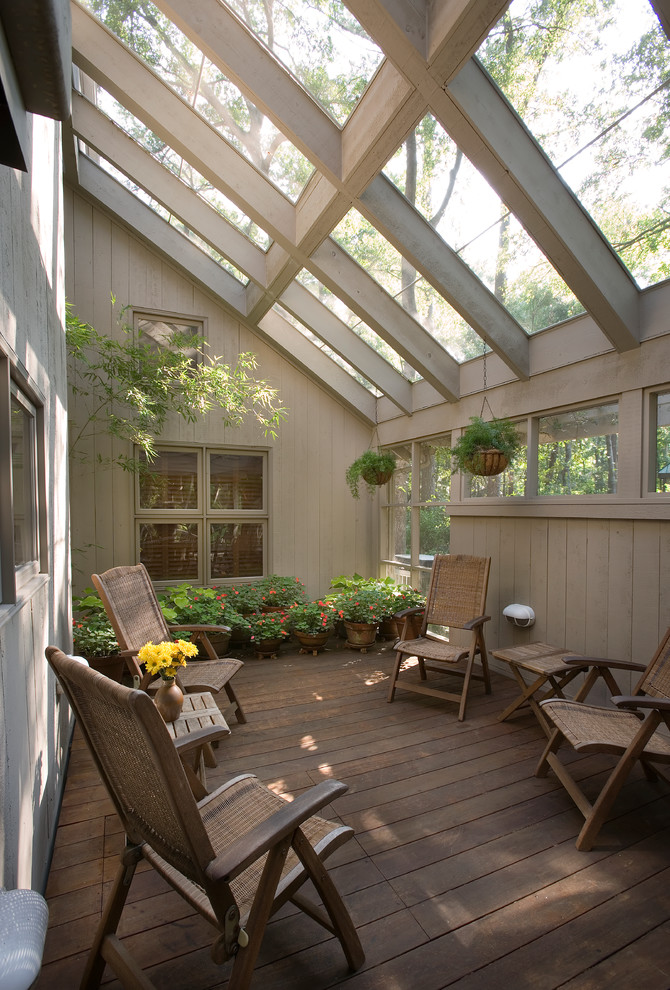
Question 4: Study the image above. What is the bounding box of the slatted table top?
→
[492,642,588,675]
[164,691,230,740]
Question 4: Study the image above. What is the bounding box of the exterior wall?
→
[379,290,670,696]
[65,189,378,600]
[0,115,71,889]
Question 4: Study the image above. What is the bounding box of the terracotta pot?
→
[378,617,400,641]
[464,448,509,476]
[343,620,378,652]
[294,630,331,655]
[154,678,184,723]
[254,637,283,658]
[85,654,125,682]
[202,631,231,657]
[229,626,252,646]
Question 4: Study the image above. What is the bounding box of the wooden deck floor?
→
[37,640,670,990]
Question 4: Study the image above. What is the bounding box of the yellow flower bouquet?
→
[138,639,199,680]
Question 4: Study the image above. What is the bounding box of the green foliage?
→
[333,587,384,624]
[328,576,424,620]
[66,302,287,471]
[72,590,119,657]
[287,600,337,633]
[157,584,243,629]
[450,417,524,474]
[256,574,308,609]
[246,610,291,642]
[346,449,397,498]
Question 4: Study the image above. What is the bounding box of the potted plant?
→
[449,416,523,477]
[246,610,291,657]
[372,581,426,639]
[72,590,124,681]
[158,584,232,656]
[333,587,383,651]
[257,574,307,610]
[345,449,397,498]
[288,600,336,654]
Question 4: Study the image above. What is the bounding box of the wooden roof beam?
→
[311,239,461,400]
[360,173,529,379]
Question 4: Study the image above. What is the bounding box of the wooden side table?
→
[165,692,230,796]
[493,642,621,736]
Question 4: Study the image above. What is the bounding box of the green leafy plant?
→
[72,590,119,657]
[345,449,397,498]
[66,301,287,471]
[257,575,307,609]
[449,416,523,475]
[288,600,337,634]
[246,610,291,643]
[333,587,383,624]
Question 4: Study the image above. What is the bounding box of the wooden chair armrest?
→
[463,614,491,630]
[392,606,424,620]
[612,695,670,711]
[169,624,232,635]
[204,779,348,883]
[172,725,230,756]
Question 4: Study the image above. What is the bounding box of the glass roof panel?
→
[79,0,314,201]
[296,270,420,379]
[223,0,384,126]
[82,147,249,285]
[331,210,486,363]
[383,114,584,334]
[92,85,272,251]
[478,0,670,288]
[273,304,381,394]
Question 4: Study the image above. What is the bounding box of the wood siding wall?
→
[0,116,71,890]
[65,190,378,599]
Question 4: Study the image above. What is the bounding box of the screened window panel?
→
[209,453,264,510]
[419,437,451,502]
[138,450,199,509]
[139,522,199,581]
[419,506,450,564]
[655,392,670,493]
[210,523,264,579]
[467,423,528,498]
[538,404,618,495]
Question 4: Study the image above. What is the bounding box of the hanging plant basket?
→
[346,449,397,498]
[464,448,509,477]
[361,467,393,487]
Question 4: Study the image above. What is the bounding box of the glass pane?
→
[389,445,412,503]
[11,396,36,565]
[210,523,264,579]
[419,437,451,502]
[140,522,199,581]
[479,0,670,288]
[538,404,618,495]
[137,317,202,362]
[210,453,263,510]
[467,423,528,498]
[656,392,670,493]
[419,507,450,566]
[139,450,198,509]
[386,505,410,565]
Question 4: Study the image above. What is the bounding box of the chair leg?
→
[387,650,403,702]
[292,829,364,971]
[80,843,142,990]
[535,726,564,778]
[225,681,247,724]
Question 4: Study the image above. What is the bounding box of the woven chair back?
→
[422,554,491,632]
[93,564,171,653]
[638,627,670,699]
[46,648,215,884]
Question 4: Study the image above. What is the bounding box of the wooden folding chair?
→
[46,647,364,990]
[536,628,670,850]
[93,563,245,723]
[387,554,491,721]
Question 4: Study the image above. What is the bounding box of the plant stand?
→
[254,637,283,659]
[343,621,378,652]
[294,630,331,655]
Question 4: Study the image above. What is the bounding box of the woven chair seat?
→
[146,774,351,926]
[396,637,467,664]
[541,700,670,759]
[179,658,244,694]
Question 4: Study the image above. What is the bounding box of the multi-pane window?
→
[382,437,451,593]
[136,446,267,584]
[466,422,528,499]
[135,313,203,365]
[537,403,618,495]
[654,392,670,493]
[1,362,44,602]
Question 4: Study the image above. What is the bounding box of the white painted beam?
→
[311,239,461,400]
[71,2,296,244]
[257,309,377,424]
[154,0,342,180]
[439,59,640,352]
[280,281,414,413]
[360,173,529,379]
[71,91,268,287]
